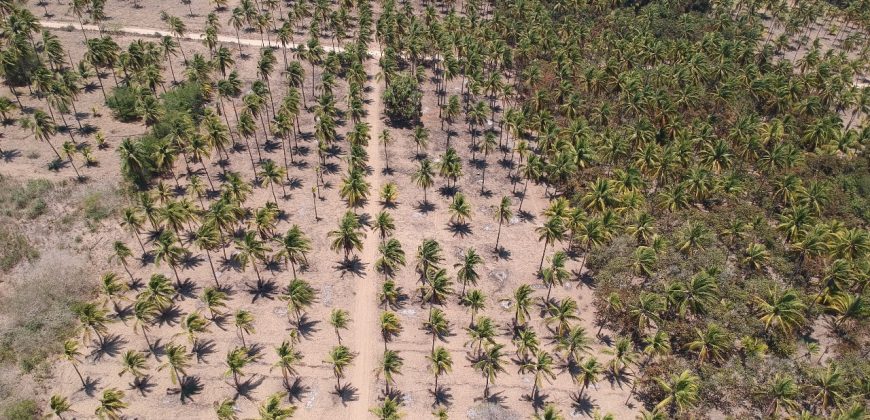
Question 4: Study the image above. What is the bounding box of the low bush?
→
[383,72,422,123]
[105,86,140,122]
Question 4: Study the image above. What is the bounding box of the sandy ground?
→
[0,24,637,418]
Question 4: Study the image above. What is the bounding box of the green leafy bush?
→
[105,86,140,122]
[383,72,422,123]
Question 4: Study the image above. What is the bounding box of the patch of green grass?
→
[0,224,38,272]
[2,399,39,420]
[0,178,53,219]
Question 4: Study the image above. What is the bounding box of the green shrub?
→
[2,399,39,420]
[105,86,140,122]
[383,72,422,123]
[0,224,38,272]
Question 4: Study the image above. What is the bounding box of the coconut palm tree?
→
[119,350,148,379]
[473,343,507,399]
[260,159,287,202]
[178,311,211,352]
[455,248,482,296]
[428,346,452,395]
[380,311,403,350]
[225,345,257,392]
[159,343,191,387]
[62,339,87,389]
[233,309,256,346]
[95,388,127,420]
[373,211,397,244]
[654,370,700,416]
[494,197,513,254]
[214,398,237,420]
[329,308,351,344]
[513,284,534,326]
[460,289,486,326]
[280,278,316,323]
[257,392,295,420]
[534,405,564,420]
[520,350,557,404]
[376,238,406,279]
[754,288,806,334]
[152,231,187,287]
[200,287,228,320]
[21,108,61,160]
[466,316,497,353]
[370,396,402,420]
[74,302,111,345]
[536,216,565,270]
[328,211,365,259]
[325,345,355,389]
[235,231,271,282]
[271,340,302,387]
[575,357,603,400]
[413,159,435,203]
[277,225,311,278]
[761,374,800,417]
[48,394,72,419]
[378,349,404,394]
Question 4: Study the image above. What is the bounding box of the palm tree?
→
[761,374,800,417]
[380,183,399,207]
[534,405,564,420]
[380,311,403,350]
[272,340,303,387]
[687,323,732,365]
[373,211,397,244]
[21,109,61,160]
[654,370,700,416]
[473,343,507,399]
[235,231,271,282]
[340,169,371,208]
[95,388,127,420]
[519,350,557,403]
[201,287,228,320]
[379,129,394,171]
[328,211,365,259]
[277,225,311,278]
[412,159,435,203]
[74,302,111,345]
[378,349,404,394]
[258,393,296,420]
[225,346,256,391]
[48,394,72,419]
[460,289,486,326]
[281,278,317,322]
[465,316,497,353]
[158,343,191,387]
[370,396,402,420]
[513,284,534,326]
[178,311,210,352]
[547,297,580,337]
[234,309,256,346]
[261,160,287,202]
[329,308,351,344]
[325,345,355,389]
[428,346,452,395]
[455,248,482,295]
[416,239,444,278]
[536,216,565,270]
[214,398,238,420]
[755,288,807,334]
[119,350,148,379]
[376,238,406,279]
[807,363,847,413]
[575,357,603,400]
[152,231,186,287]
[494,197,513,253]
[424,308,451,351]
[62,339,87,389]
[448,192,472,224]
[194,223,223,287]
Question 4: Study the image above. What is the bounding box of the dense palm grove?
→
[1,0,870,418]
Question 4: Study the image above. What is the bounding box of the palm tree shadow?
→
[382,388,406,403]
[476,391,507,406]
[192,339,216,363]
[495,246,512,260]
[447,221,472,237]
[521,390,550,411]
[156,304,183,327]
[604,368,631,389]
[335,255,366,278]
[245,278,278,302]
[414,200,436,214]
[234,375,266,400]
[333,383,358,405]
[517,210,536,222]
[180,253,204,270]
[89,333,127,361]
[432,385,453,407]
[284,377,309,402]
[1,149,21,162]
[83,376,101,396]
[294,314,320,339]
[113,302,133,321]
[175,278,199,299]
[129,374,155,396]
[180,375,204,403]
[438,185,458,199]
[570,391,597,417]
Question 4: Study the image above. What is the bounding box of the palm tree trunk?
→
[205,249,220,287]
[72,363,86,388]
[495,219,503,252]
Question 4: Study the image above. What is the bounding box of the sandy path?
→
[39,19,350,54]
[347,61,385,417]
